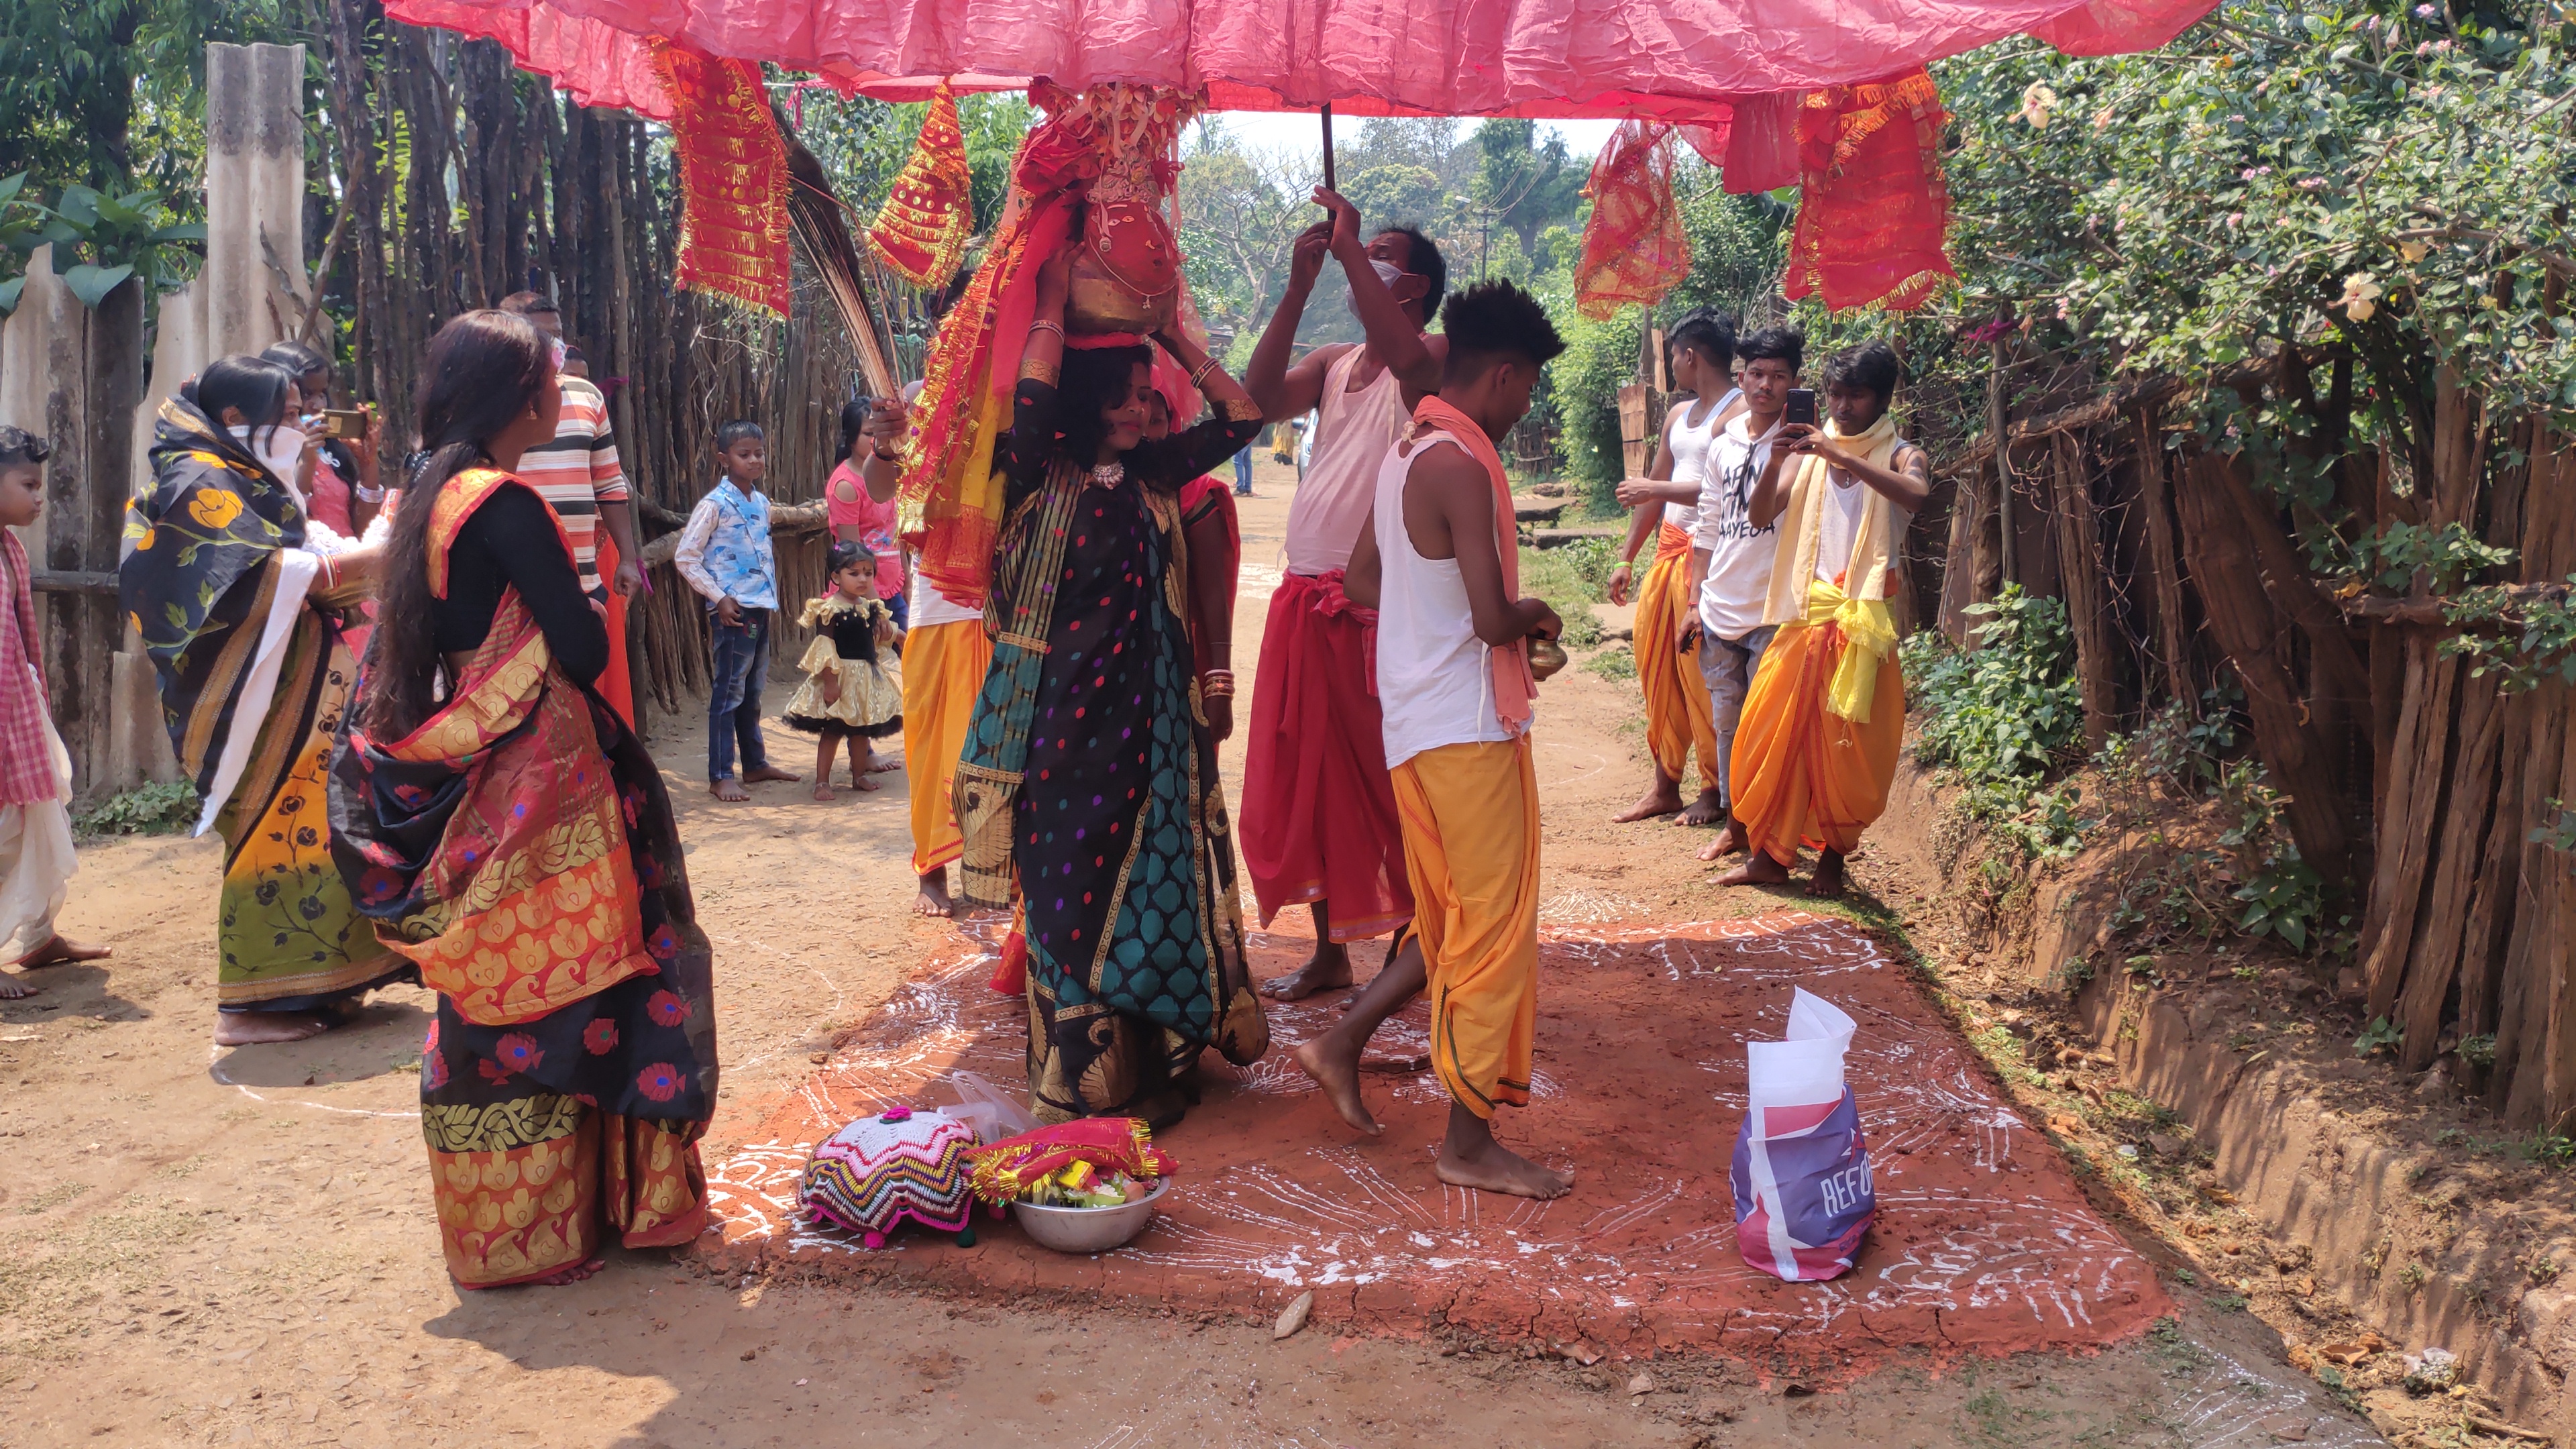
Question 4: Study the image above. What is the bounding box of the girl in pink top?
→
[829,398,908,627]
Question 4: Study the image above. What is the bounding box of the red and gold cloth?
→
[965,1118,1177,1203]
[657,44,792,318]
[867,83,976,288]
[1783,70,1956,313]
[1572,119,1690,321]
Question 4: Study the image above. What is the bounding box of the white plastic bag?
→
[942,1069,1040,1144]
[1729,987,1874,1282]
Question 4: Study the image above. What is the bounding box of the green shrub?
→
[1582,644,1636,682]
[72,780,199,837]
[1907,586,2084,784]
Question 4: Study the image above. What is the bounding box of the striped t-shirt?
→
[517,377,630,598]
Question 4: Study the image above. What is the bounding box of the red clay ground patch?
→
[699,910,2167,1373]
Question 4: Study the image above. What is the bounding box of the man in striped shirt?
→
[498,292,643,603]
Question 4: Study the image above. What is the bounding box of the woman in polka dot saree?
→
[951,257,1271,1128]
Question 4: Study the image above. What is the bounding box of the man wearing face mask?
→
[1240,190,1448,1005]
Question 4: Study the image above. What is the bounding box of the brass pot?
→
[1065,199,1179,335]
[1527,635,1568,682]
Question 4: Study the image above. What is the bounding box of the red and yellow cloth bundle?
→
[655,43,793,317]
[1572,119,1692,321]
[1783,69,1956,312]
[867,83,977,288]
[965,1118,1177,1204]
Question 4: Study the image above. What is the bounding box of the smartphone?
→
[1784,388,1817,429]
[320,408,369,439]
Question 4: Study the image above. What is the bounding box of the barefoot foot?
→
[0,972,35,999]
[1611,778,1685,824]
[1292,1034,1384,1135]
[1260,947,1353,1002]
[812,784,835,802]
[1712,849,1794,888]
[1697,820,1751,863]
[1805,851,1850,899]
[18,934,109,969]
[852,773,882,792]
[741,765,800,785]
[213,1010,335,1046]
[865,758,901,773]
[530,1256,606,1287]
[1674,788,1724,827]
[710,777,750,802]
[1436,1136,1573,1200]
[914,870,955,918]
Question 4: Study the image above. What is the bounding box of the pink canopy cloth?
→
[386,0,2214,123]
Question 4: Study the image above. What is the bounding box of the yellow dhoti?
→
[902,618,993,877]
[1728,591,1906,867]
[1636,521,1720,792]
[1390,737,1540,1120]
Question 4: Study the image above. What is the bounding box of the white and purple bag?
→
[1730,988,1874,1282]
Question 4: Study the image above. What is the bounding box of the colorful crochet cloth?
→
[965,1118,1177,1205]
[799,1107,979,1248]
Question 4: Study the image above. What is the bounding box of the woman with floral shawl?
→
[120,355,409,1045]
[952,248,1270,1128]
[325,311,714,1289]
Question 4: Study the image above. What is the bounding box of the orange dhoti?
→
[1636,521,1721,792]
[1727,612,1906,865]
[902,617,993,877]
[1390,737,1541,1120]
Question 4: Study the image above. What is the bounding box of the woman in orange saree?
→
[329,312,714,1288]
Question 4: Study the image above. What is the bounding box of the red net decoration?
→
[1572,119,1690,321]
[1782,69,1957,313]
[867,83,976,289]
[655,44,793,317]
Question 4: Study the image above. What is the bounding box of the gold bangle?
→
[1029,319,1065,341]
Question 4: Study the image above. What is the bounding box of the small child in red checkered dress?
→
[0,427,109,998]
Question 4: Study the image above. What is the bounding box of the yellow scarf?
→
[1765,413,1904,722]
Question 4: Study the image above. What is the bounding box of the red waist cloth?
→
[1239,570,1413,941]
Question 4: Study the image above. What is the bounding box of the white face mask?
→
[229,423,306,490]
[1346,260,1410,320]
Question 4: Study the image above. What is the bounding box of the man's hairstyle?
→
[1438,280,1566,382]
[563,344,588,365]
[1822,340,1903,404]
[1376,225,1448,320]
[0,426,48,469]
[1735,326,1805,374]
[715,419,765,452]
[496,290,560,318]
[1666,309,1737,369]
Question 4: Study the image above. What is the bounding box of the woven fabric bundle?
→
[799,1108,979,1248]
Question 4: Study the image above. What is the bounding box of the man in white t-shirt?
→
[1684,327,1799,862]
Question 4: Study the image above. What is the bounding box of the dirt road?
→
[0,455,2381,1448]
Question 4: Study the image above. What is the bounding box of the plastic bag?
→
[942,1069,1040,1145]
[1730,987,1874,1282]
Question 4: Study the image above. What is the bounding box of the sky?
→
[1197,111,1619,165]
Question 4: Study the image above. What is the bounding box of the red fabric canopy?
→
[386,0,2215,123]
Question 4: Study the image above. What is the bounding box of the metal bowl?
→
[1010,1177,1171,1254]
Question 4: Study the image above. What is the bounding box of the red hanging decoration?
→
[1782,70,1956,313]
[655,44,794,318]
[867,83,978,289]
[1571,119,1690,321]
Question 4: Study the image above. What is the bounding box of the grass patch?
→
[1581,645,1636,681]
[71,780,199,837]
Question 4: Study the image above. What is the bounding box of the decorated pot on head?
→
[1060,87,1194,337]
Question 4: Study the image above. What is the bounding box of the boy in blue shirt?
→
[674,420,802,801]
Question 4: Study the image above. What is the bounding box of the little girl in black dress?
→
[784,541,903,799]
